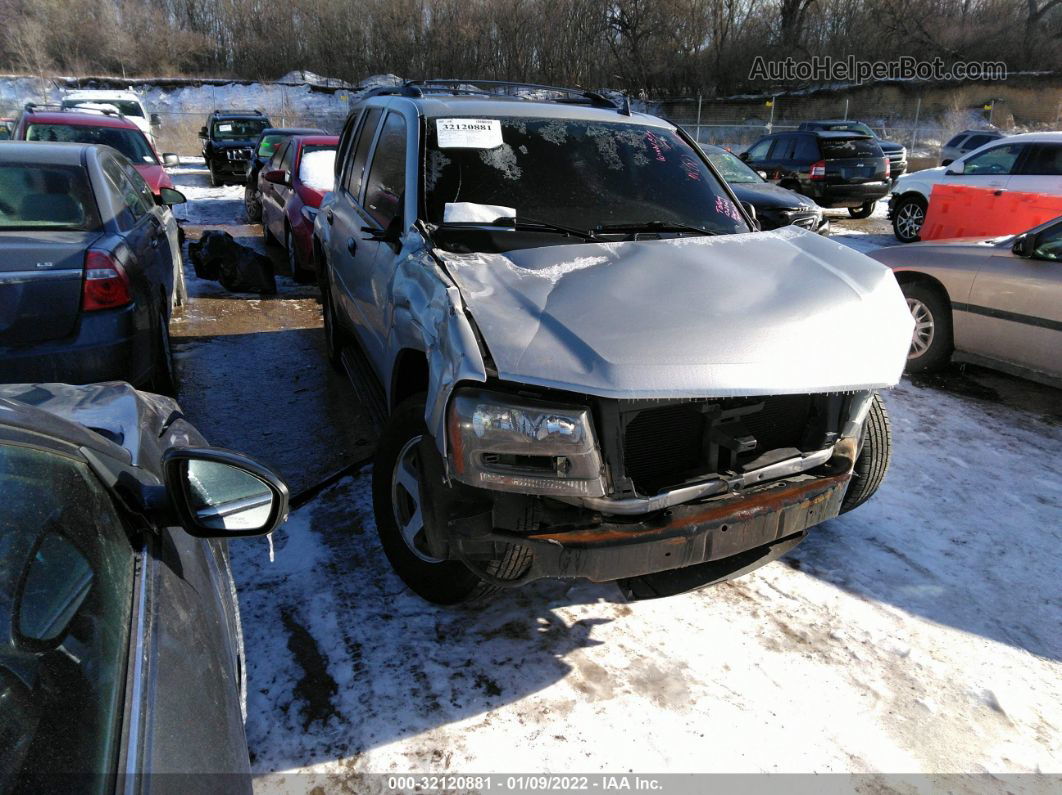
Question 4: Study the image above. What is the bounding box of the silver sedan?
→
[868,216,1062,386]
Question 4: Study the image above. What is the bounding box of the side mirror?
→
[150,113,161,126]
[157,187,187,206]
[945,162,964,175]
[756,170,768,180]
[739,151,750,161]
[198,126,207,139]
[162,447,289,538]
[162,152,180,167]
[1012,233,1035,258]
[263,168,289,186]
[740,201,761,231]
[362,216,403,250]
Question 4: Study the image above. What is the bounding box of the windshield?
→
[424,117,749,235]
[0,164,100,231]
[705,148,763,184]
[213,119,270,140]
[26,123,157,165]
[257,134,288,157]
[62,99,144,118]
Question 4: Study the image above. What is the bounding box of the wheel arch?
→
[892,269,952,310]
[390,348,430,412]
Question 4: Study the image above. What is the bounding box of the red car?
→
[14,104,179,197]
[259,134,338,282]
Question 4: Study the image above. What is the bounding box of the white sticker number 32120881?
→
[436,118,503,150]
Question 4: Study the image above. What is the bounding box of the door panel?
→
[961,247,1062,377]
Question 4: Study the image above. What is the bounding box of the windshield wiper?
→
[595,220,718,237]
[491,215,597,241]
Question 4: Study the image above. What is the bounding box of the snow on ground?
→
[232,384,1061,787]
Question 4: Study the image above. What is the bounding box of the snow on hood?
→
[438,227,913,398]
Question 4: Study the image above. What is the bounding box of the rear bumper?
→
[810,182,891,207]
[0,304,149,385]
[456,472,849,584]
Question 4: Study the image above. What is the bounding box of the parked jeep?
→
[199,110,272,187]
[314,81,913,604]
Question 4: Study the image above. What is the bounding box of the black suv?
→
[740,130,890,218]
[798,120,907,178]
[199,109,272,187]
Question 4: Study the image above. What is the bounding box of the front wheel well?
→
[390,349,430,412]
[893,271,951,308]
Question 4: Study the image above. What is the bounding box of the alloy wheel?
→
[896,202,925,241]
[391,436,443,563]
[906,297,935,358]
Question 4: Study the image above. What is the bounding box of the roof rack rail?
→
[210,108,264,116]
[376,79,632,115]
[23,101,122,118]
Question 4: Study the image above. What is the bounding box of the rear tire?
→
[244,184,261,222]
[149,312,177,397]
[372,396,531,605]
[848,200,875,219]
[900,281,953,372]
[892,194,927,242]
[841,393,891,514]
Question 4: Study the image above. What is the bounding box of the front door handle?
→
[346,237,357,255]
[150,237,159,248]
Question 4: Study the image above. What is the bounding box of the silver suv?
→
[314,80,913,603]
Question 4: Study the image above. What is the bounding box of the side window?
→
[344,107,383,201]
[334,110,362,178]
[363,111,407,228]
[961,144,1023,176]
[1020,144,1062,176]
[964,134,991,151]
[767,136,795,161]
[279,141,296,175]
[101,156,136,227]
[944,133,967,148]
[0,443,134,785]
[120,161,156,218]
[744,138,772,161]
[794,136,820,161]
[268,141,288,170]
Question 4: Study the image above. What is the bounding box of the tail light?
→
[83,250,132,311]
[884,158,891,179]
[809,160,826,180]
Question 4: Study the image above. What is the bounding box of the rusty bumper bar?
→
[457,473,850,585]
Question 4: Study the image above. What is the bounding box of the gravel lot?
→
[168,162,1061,791]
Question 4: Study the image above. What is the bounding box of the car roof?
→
[362,93,669,128]
[985,131,1061,143]
[0,140,92,165]
[260,127,325,136]
[23,110,141,130]
[291,134,339,147]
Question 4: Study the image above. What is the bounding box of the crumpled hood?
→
[438,227,913,398]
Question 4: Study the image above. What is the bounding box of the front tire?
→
[840,393,891,514]
[892,194,927,242]
[244,184,261,222]
[148,312,177,397]
[320,269,347,371]
[901,281,952,372]
[848,200,875,219]
[209,163,222,188]
[372,396,531,605]
[287,226,314,283]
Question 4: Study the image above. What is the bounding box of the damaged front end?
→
[417,384,875,598]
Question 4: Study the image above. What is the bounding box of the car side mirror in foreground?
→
[198,126,207,138]
[158,187,187,206]
[362,216,404,250]
[162,448,289,537]
[1012,233,1035,258]
[162,152,180,167]
[263,168,289,185]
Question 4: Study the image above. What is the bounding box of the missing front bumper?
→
[454,472,850,586]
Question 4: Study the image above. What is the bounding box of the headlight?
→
[301,206,318,224]
[447,388,605,497]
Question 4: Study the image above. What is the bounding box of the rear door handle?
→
[151,237,159,248]
[346,237,357,255]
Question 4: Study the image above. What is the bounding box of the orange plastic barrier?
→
[920,185,1062,240]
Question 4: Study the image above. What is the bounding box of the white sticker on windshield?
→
[218,123,233,132]
[436,118,503,149]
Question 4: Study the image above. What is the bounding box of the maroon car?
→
[259,134,338,282]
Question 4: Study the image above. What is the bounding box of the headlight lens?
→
[448,388,605,497]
